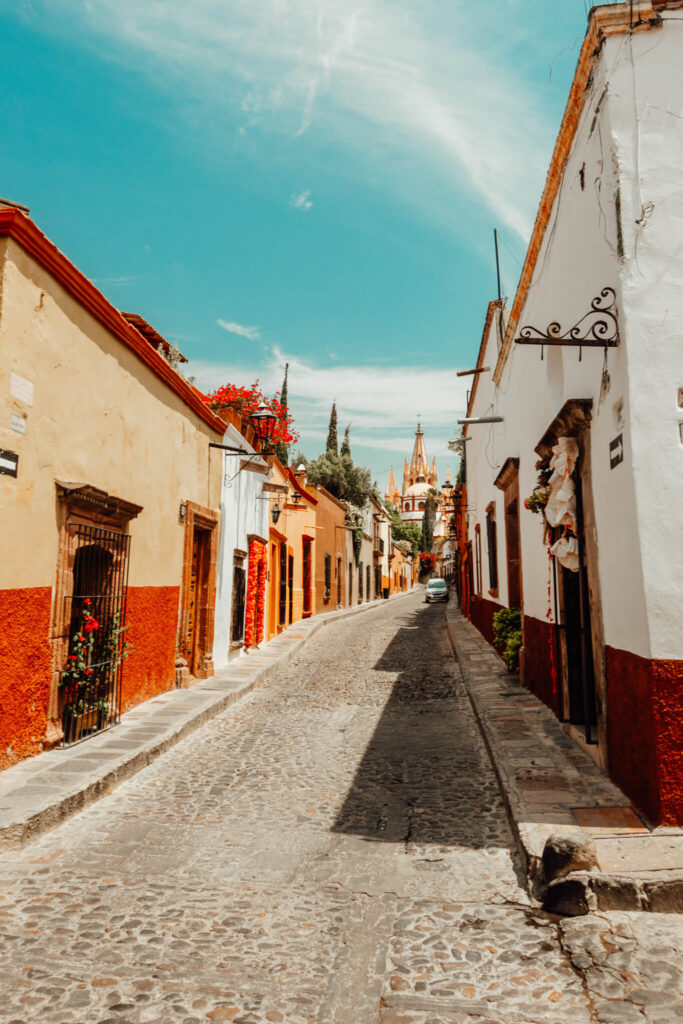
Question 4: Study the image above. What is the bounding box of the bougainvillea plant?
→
[204,380,298,446]
[419,551,437,572]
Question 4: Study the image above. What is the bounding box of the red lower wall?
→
[523,614,561,716]
[469,594,498,648]
[0,587,52,770]
[121,586,180,711]
[606,646,683,826]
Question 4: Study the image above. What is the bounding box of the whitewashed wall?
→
[465,13,683,661]
[213,425,270,667]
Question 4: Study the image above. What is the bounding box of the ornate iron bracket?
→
[515,287,620,360]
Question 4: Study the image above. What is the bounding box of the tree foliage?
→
[340,424,351,458]
[297,450,373,509]
[419,488,440,553]
[326,402,338,456]
[381,498,421,558]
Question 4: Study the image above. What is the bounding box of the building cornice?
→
[0,208,226,435]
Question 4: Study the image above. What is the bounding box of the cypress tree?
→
[420,504,434,552]
[273,363,290,465]
[340,424,351,458]
[326,402,338,455]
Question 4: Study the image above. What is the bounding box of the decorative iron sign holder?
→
[515,287,620,360]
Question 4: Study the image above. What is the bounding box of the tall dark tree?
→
[340,424,351,458]
[326,402,338,455]
[420,505,434,552]
[273,362,290,465]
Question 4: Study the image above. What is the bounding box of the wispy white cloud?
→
[93,274,139,286]
[190,344,467,487]
[42,0,554,241]
[289,189,314,211]
[217,319,261,341]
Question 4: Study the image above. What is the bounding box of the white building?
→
[213,418,271,665]
[458,0,682,826]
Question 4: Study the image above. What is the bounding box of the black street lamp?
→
[250,402,278,451]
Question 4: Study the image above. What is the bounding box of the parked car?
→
[425,578,449,603]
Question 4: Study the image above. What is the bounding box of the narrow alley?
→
[0,594,679,1024]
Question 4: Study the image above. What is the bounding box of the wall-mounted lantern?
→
[251,402,278,451]
[271,503,282,525]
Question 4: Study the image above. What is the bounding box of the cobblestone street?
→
[0,593,681,1024]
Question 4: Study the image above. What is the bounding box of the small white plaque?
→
[10,373,34,406]
[10,413,26,435]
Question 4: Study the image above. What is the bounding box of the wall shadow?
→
[331,601,513,850]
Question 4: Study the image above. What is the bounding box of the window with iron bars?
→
[60,524,131,745]
[324,552,332,602]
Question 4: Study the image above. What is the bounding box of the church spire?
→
[410,421,429,481]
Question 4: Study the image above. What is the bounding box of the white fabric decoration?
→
[545,436,579,533]
[551,533,580,572]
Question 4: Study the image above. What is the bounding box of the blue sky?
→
[2,0,591,491]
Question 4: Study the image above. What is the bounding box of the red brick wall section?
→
[469,595,498,649]
[606,646,683,826]
[0,587,52,769]
[523,614,561,716]
[120,586,179,712]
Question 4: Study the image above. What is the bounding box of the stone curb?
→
[0,588,416,853]
[443,604,683,916]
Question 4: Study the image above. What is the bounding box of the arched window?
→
[404,502,410,511]
[419,501,425,510]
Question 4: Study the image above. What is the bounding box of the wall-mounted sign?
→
[10,413,26,435]
[10,373,34,406]
[0,449,19,478]
[609,433,624,469]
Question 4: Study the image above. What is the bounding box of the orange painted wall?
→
[120,586,179,711]
[0,587,52,769]
[606,646,683,826]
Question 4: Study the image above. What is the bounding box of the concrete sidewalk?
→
[445,602,683,915]
[0,589,414,853]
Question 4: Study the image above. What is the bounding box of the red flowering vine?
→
[204,380,298,446]
[244,540,268,648]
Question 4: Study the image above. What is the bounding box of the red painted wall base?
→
[469,594,498,649]
[606,646,683,826]
[121,586,180,711]
[0,587,52,770]
[523,614,560,716]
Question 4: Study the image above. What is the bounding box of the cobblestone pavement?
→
[0,593,681,1023]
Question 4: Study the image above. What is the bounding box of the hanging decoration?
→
[545,437,580,572]
[546,543,558,698]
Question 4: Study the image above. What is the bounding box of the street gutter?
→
[444,602,683,916]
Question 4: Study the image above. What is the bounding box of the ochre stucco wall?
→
[606,646,683,826]
[0,236,222,769]
[0,239,222,592]
[0,587,52,769]
[120,587,179,712]
[312,487,346,612]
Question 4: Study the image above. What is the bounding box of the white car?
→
[425,578,449,603]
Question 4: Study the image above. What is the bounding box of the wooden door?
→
[188,527,209,676]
